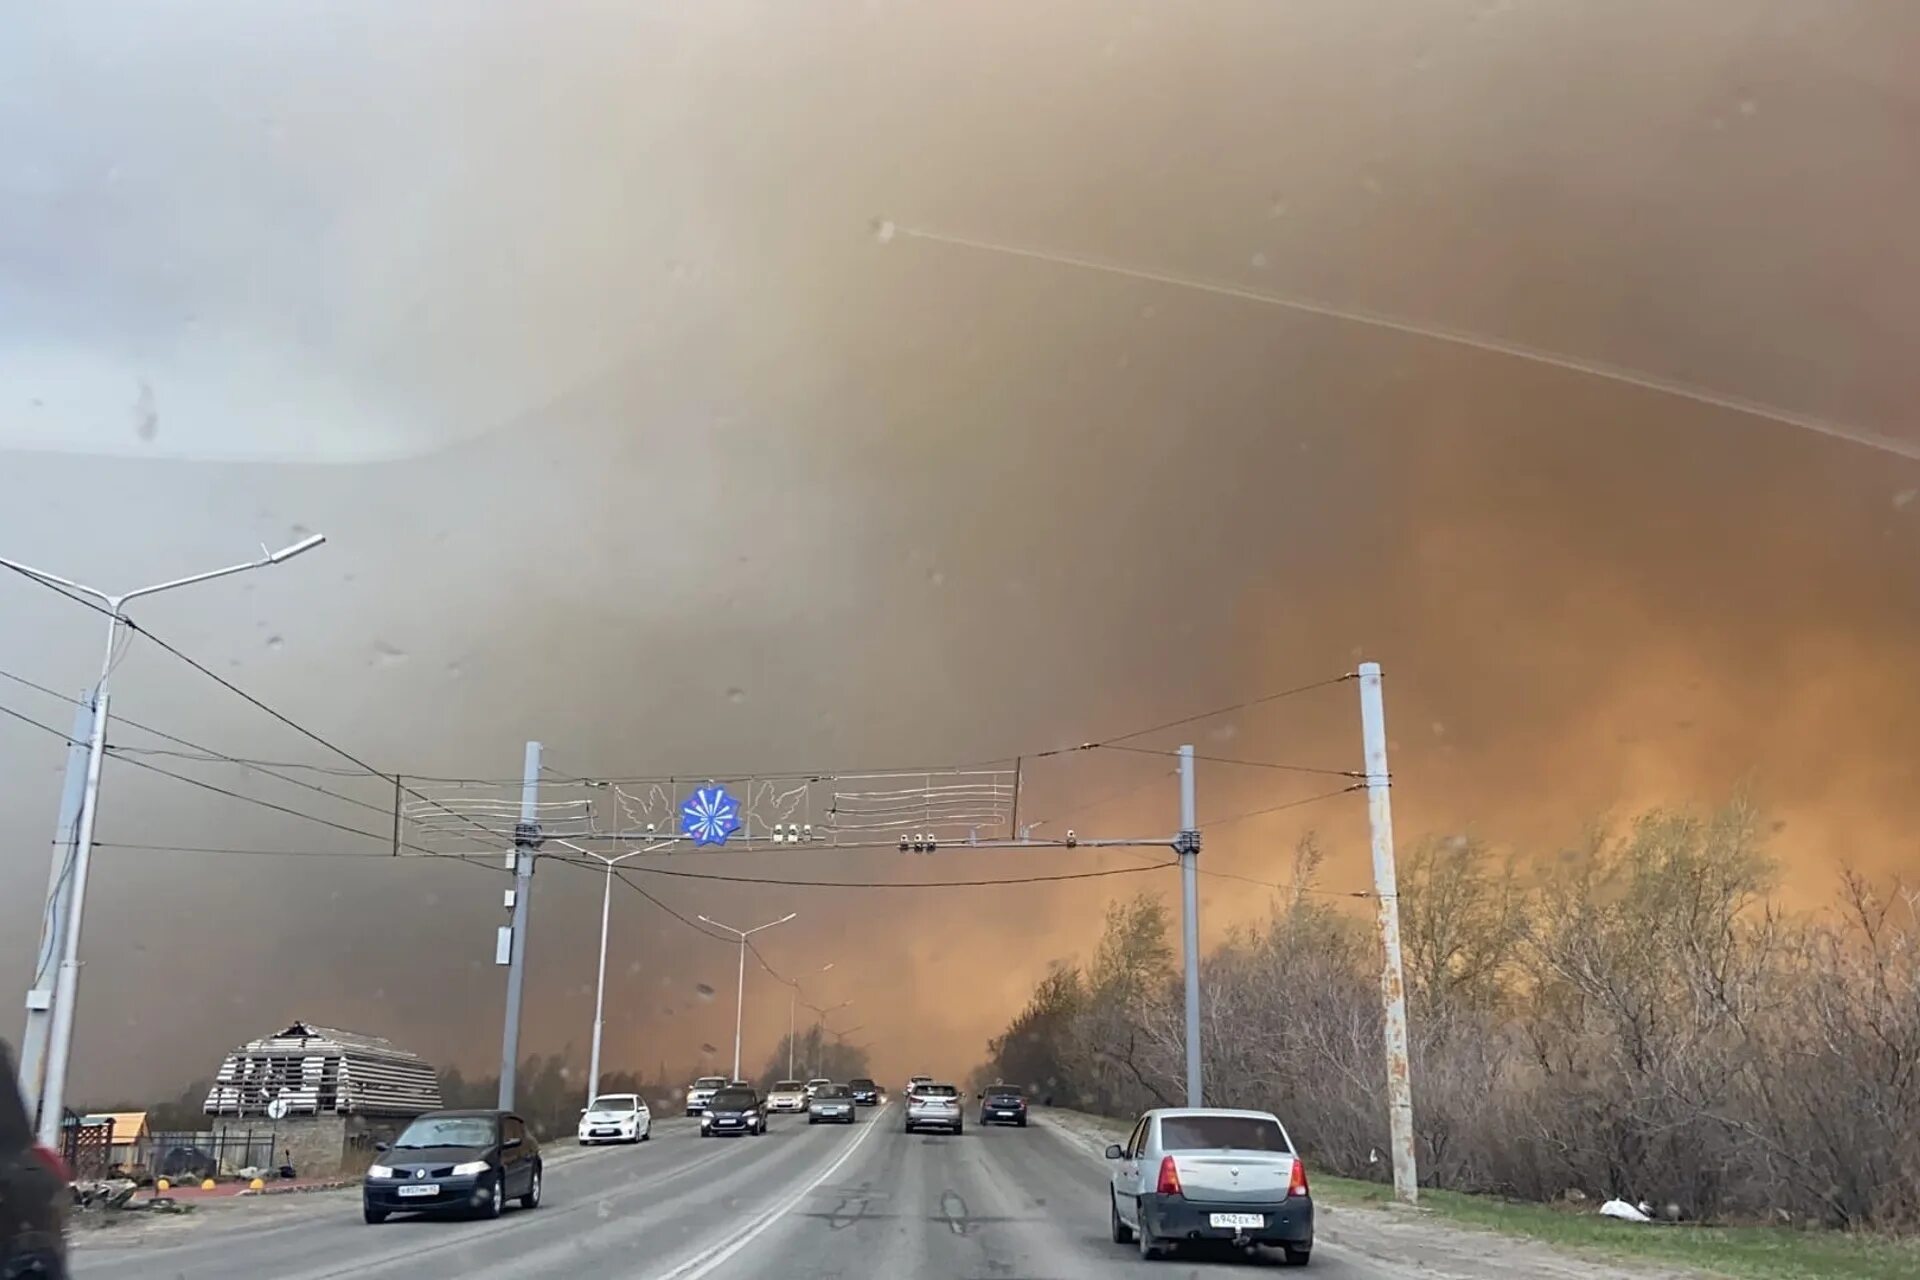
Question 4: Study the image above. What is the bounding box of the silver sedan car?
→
[1106,1107,1313,1265]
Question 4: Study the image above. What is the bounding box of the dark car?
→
[978,1084,1028,1127]
[847,1078,880,1106]
[700,1087,767,1137]
[1,1042,67,1279]
[362,1109,542,1223]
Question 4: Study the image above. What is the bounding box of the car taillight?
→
[1288,1157,1309,1198]
[30,1143,69,1182]
[1156,1155,1183,1196]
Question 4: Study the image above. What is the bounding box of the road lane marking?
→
[651,1104,890,1280]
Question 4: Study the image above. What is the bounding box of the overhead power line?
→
[548,854,1176,890]
[1032,672,1357,760]
[1091,742,1362,779]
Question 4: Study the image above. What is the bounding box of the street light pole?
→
[0,535,328,1146]
[787,962,833,1080]
[800,999,852,1076]
[555,840,654,1108]
[697,912,797,1083]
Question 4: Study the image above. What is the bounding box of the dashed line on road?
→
[649,1103,891,1280]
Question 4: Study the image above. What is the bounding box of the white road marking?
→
[650,1104,890,1280]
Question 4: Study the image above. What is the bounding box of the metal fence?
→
[128,1129,281,1180]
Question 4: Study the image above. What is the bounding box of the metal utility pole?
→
[0,535,328,1147]
[1358,661,1418,1204]
[697,912,797,1082]
[498,741,542,1109]
[1176,744,1203,1108]
[16,694,94,1122]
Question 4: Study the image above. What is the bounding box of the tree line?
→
[977,800,1920,1230]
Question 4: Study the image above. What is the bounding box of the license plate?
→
[397,1184,441,1198]
[1209,1212,1263,1229]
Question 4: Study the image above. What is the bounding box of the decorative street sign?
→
[680,784,741,846]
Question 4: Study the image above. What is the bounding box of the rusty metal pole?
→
[1358,661,1418,1204]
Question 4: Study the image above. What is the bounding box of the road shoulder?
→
[1039,1108,1705,1280]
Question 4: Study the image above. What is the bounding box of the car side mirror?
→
[1105,1144,1124,1160]
[503,1136,523,1150]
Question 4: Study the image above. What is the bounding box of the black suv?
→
[363,1109,541,1222]
[979,1084,1028,1127]
[1,1041,68,1278]
[847,1078,880,1106]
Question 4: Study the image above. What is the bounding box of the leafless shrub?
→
[979,805,1920,1231]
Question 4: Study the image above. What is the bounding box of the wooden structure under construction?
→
[201,1021,442,1177]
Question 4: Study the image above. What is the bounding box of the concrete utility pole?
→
[498,741,542,1109]
[1358,662,1419,1204]
[0,534,327,1148]
[1177,744,1203,1108]
[16,694,94,1123]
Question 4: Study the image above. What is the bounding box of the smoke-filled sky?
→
[3,0,1918,1104]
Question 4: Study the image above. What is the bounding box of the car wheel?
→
[954,1122,964,1135]
[1137,1211,1163,1260]
[480,1177,504,1220]
[1109,1191,1134,1244]
[1017,1117,1027,1127]
[364,1205,388,1225]
[1283,1245,1312,1267]
[521,1165,542,1210]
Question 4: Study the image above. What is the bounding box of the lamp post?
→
[0,535,328,1145]
[697,912,797,1082]
[800,1000,853,1076]
[787,962,834,1080]
[556,841,656,1108]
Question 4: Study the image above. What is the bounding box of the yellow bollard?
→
[201,1178,216,1191]
[249,1177,265,1192]
[156,1178,170,1193]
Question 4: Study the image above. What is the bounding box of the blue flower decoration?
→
[681,785,741,846]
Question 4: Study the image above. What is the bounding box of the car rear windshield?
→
[773,1081,803,1091]
[693,1077,727,1088]
[814,1085,850,1098]
[849,1078,875,1089]
[915,1085,959,1097]
[985,1086,1024,1097]
[710,1089,756,1109]
[1158,1115,1290,1152]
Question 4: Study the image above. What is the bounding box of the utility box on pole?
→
[1358,661,1419,1204]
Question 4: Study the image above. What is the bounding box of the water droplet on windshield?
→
[1893,489,1916,509]
[871,218,896,244]
[373,640,407,667]
[265,635,285,653]
[726,687,747,704]
[1250,252,1268,269]
[695,983,717,1001]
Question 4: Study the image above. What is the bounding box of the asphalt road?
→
[73,1106,1384,1278]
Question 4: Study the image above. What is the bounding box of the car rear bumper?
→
[1140,1193,1313,1247]
[980,1107,1027,1124]
[363,1172,491,1214]
[905,1111,962,1130]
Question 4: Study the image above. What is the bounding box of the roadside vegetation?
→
[979,800,1920,1245]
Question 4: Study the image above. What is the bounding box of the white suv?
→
[685,1076,727,1116]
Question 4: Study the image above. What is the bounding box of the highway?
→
[70,1105,1397,1278]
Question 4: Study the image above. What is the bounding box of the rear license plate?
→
[397,1184,441,1198]
[1209,1212,1263,1229]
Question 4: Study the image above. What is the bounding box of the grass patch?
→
[1315,1175,1919,1280]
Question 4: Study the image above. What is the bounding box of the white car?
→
[578,1093,651,1144]
[905,1075,933,1096]
[767,1080,809,1113]
[804,1078,833,1099]
[685,1076,727,1116]
[1106,1107,1312,1265]
[903,1082,963,1134]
